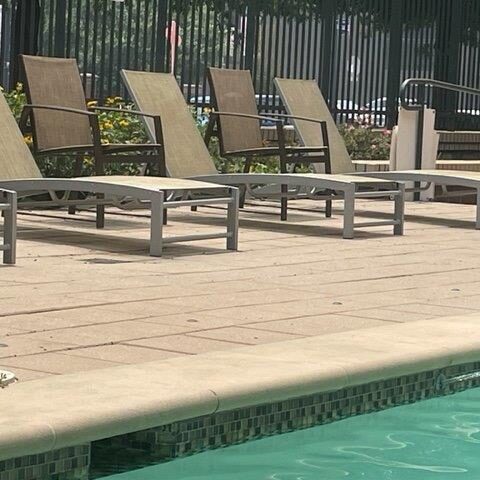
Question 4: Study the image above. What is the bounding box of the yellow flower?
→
[83,156,94,167]
[203,107,212,114]
[24,134,33,146]
[118,119,129,127]
[102,121,113,129]
[105,96,116,105]
[87,100,98,108]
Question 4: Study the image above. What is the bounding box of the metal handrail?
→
[398,79,480,200]
[400,78,480,111]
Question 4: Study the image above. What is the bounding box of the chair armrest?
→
[266,113,330,155]
[267,112,327,127]
[210,111,283,124]
[89,106,161,120]
[19,104,98,136]
[227,145,328,158]
[23,104,97,117]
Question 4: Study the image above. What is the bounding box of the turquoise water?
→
[102,388,480,479]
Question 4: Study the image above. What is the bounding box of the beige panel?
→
[275,78,354,174]
[21,55,92,151]
[121,70,217,178]
[0,93,42,180]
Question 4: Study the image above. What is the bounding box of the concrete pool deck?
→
[1,198,480,381]
[2,314,480,460]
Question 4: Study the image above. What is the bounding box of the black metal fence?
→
[2,0,480,130]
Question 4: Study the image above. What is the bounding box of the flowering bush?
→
[339,124,391,160]
[3,82,26,120]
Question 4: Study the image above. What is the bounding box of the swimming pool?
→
[99,387,480,479]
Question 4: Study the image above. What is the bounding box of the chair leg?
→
[68,156,84,215]
[240,158,251,210]
[394,184,405,236]
[3,191,16,265]
[343,188,355,239]
[476,189,480,230]
[281,184,288,221]
[163,208,168,225]
[150,192,165,257]
[226,188,239,251]
[96,201,105,229]
[239,186,247,209]
[326,199,332,218]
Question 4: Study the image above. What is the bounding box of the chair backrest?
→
[121,70,218,178]
[0,93,42,180]
[207,67,264,154]
[274,78,354,174]
[20,55,92,152]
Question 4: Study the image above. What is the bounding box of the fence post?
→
[319,0,334,103]
[244,2,257,72]
[444,0,463,130]
[385,0,404,130]
[9,0,40,88]
[432,0,462,130]
[53,0,66,57]
[155,0,168,72]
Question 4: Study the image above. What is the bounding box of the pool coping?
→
[2,314,480,461]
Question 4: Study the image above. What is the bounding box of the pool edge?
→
[1,314,480,474]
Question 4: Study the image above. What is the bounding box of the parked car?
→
[333,100,359,122]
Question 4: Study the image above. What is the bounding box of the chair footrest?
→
[354,220,402,228]
[166,197,234,208]
[355,190,402,198]
[161,232,228,244]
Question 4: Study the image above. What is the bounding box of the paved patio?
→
[1,198,479,382]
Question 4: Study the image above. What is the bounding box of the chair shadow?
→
[15,212,232,259]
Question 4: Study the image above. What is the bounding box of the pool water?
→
[102,388,480,479]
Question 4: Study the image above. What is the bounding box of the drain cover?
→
[0,370,16,388]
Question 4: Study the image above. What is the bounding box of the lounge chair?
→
[205,67,332,220]
[275,77,480,229]
[19,54,166,224]
[0,188,16,264]
[20,55,165,177]
[121,69,405,239]
[0,92,239,256]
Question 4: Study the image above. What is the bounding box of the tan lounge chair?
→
[121,69,405,239]
[0,92,239,256]
[205,67,332,219]
[275,77,480,229]
[20,55,165,177]
[20,54,166,225]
